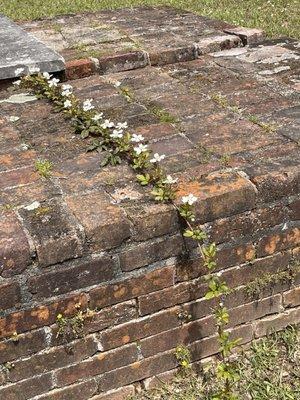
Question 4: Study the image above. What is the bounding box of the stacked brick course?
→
[0,7,299,399]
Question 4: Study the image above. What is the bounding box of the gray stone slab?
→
[0,15,65,80]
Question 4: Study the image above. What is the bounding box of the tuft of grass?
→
[2,0,298,39]
[35,159,53,178]
[148,104,178,124]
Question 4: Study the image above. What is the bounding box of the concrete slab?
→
[0,15,65,80]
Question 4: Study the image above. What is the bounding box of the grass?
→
[2,0,299,39]
[129,325,300,400]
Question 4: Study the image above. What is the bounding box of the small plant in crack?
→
[35,158,53,178]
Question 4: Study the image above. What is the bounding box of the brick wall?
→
[0,176,299,399]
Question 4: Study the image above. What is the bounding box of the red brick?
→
[0,281,21,310]
[36,380,98,400]
[7,336,97,383]
[0,373,53,399]
[257,226,300,257]
[89,265,175,309]
[119,234,183,272]
[66,191,131,252]
[0,211,31,277]
[28,255,117,300]
[176,171,257,224]
[99,307,181,351]
[55,344,138,387]
[0,329,46,364]
[0,293,87,339]
[65,58,96,80]
[254,307,300,338]
[283,287,300,308]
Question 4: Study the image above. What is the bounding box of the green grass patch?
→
[129,325,300,399]
[2,0,299,39]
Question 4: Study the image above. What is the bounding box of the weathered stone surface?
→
[0,15,64,80]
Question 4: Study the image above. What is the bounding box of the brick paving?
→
[0,6,299,399]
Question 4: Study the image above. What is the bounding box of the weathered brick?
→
[189,324,253,361]
[224,27,266,45]
[144,369,176,390]
[35,380,98,400]
[140,316,216,357]
[19,198,84,267]
[0,293,87,339]
[0,166,39,190]
[0,329,46,364]
[257,226,300,257]
[283,288,300,308]
[176,171,257,224]
[99,307,181,351]
[7,336,97,383]
[66,191,131,252]
[176,241,255,282]
[0,211,31,277]
[251,169,300,203]
[0,281,21,310]
[125,203,179,241]
[90,386,135,400]
[119,234,183,272]
[150,46,195,66]
[28,255,117,300]
[196,35,241,56]
[55,344,138,387]
[98,51,149,74]
[89,265,175,309]
[97,351,177,393]
[0,373,53,399]
[289,198,300,220]
[65,58,96,80]
[138,278,206,316]
[254,307,300,338]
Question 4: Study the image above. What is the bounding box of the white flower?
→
[150,153,165,163]
[92,113,103,122]
[131,134,144,143]
[63,100,72,108]
[15,68,25,76]
[13,80,21,86]
[82,99,94,112]
[8,116,20,122]
[49,78,60,87]
[29,66,40,74]
[163,175,178,184]
[114,81,121,87]
[42,72,52,80]
[110,129,124,139]
[116,122,128,130]
[62,84,73,91]
[134,144,148,155]
[61,89,72,97]
[101,119,114,129]
[182,194,198,206]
